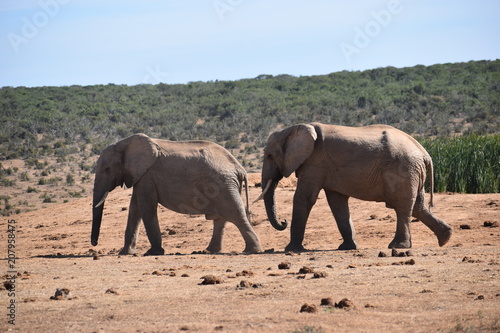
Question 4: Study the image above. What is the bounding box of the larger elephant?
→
[92,133,262,255]
[257,122,452,251]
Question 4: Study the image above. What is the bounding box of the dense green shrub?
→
[420,135,500,193]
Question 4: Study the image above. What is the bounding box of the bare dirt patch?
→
[1,173,499,332]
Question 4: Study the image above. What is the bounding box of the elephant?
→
[91,133,262,256]
[256,122,452,252]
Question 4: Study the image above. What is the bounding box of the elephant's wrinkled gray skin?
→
[92,133,262,256]
[260,123,452,252]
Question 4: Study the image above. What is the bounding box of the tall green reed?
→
[419,134,500,193]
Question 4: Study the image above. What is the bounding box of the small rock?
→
[278,262,291,270]
[235,270,254,277]
[378,251,388,257]
[459,224,471,229]
[105,288,119,295]
[4,281,14,291]
[50,288,72,300]
[405,259,416,265]
[483,221,499,228]
[320,298,335,307]
[475,295,485,300]
[238,280,253,288]
[313,272,328,278]
[420,289,434,293]
[391,249,409,257]
[264,248,275,253]
[93,255,100,260]
[335,298,355,309]
[300,303,318,313]
[200,275,223,285]
[298,266,315,274]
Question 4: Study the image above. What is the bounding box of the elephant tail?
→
[426,156,435,209]
[243,173,251,219]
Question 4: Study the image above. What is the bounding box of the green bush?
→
[420,134,500,193]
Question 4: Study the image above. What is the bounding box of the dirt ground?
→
[1,173,499,333]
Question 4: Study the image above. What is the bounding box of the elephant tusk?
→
[94,191,109,208]
[253,180,272,203]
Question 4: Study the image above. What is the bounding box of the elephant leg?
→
[325,191,357,250]
[119,191,141,255]
[137,191,164,256]
[233,216,262,254]
[389,206,413,249]
[412,190,452,246]
[205,218,226,253]
[285,180,321,252]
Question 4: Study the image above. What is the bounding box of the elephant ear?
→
[117,134,161,188]
[282,124,317,177]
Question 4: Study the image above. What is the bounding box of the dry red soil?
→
[2,174,499,332]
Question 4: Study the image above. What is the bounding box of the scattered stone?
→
[235,270,254,277]
[420,289,434,293]
[105,288,119,295]
[320,298,335,307]
[278,262,292,270]
[313,272,328,279]
[335,298,356,309]
[200,275,223,285]
[93,255,100,260]
[50,288,73,300]
[23,297,36,303]
[462,256,482,263]
[483,221,499,228]
[392,259,415,266]
[486,200,498,206]
[4,280,14,291]
[238,280,253,288]
[459,224,471,229]
[364,304,376,308]
[181,274,190,277]
[369,214,377,220]
[264,248,275,253]
[475,295,485,300]
[300,303,318,313]
[378,251,388,257]
[391,249,413,257]
[298,266,315,274]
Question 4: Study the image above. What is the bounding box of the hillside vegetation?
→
[0,60,499,214]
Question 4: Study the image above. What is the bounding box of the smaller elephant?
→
[257,122,452,251]
[91,133,262,255]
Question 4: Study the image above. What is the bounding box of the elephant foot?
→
[205,246,222,254]
[437,226,453,247]
[143,247,165,256]
[338,240,358,251]
[118,247,137,255]
[388,239,412,249]
[285,243,306,252]
[242,245,262,254]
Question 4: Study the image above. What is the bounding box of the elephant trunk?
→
[91,190,108,246]
[263,178,288,231]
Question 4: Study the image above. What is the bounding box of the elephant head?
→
[91,134,161,246]
[259,124,317,231]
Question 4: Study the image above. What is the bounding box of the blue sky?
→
[1,0,499,87]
